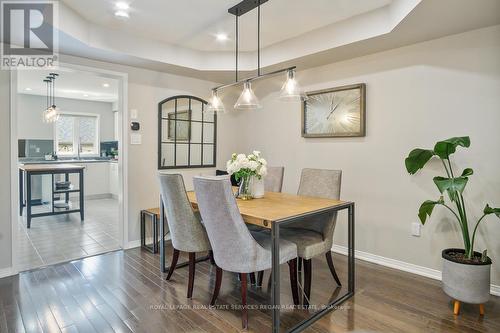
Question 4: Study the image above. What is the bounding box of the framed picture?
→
[167,110,191,141]
[302,83,366,137]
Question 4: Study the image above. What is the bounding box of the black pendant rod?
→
[235,12,238,82]
[257,0,260,76]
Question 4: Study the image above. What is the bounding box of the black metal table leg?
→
[19,169,23,216]
[79,170,84,220]
[65,173,69,203]
[271,221,281,333]
[348,203,355,292]
[26,171,32,228]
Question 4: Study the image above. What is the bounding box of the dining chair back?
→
[158,173,211,299]
[264,166,285,192]
[193,176,289,273]
[158,173,211,253]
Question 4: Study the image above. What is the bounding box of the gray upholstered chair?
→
[280,168,342,306]
[264,166,285,192]
[158,173,212,299]
[193,176,299,329]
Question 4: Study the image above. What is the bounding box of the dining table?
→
[159,190,355,333]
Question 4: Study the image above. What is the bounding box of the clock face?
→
[303,85,365,137]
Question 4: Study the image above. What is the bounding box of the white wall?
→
[220,26,500,285]
[0,70,11,273]
[17,94,115,142]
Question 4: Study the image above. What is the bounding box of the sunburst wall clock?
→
[302,83,366,137]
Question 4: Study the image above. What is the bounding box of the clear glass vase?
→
[238,174,253,200]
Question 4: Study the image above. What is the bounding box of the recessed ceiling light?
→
[83,94,89,97]
[102,83,110,88]
[216,33,228,42]
[115,2,129,10]
[114,10,129,19]
[24,87,32,91]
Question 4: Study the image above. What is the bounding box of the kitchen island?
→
[19,164,85,228]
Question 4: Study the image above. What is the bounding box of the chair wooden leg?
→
[303,259,312,306]
[208,250,215,265]
[239,273,248,330]
[210,266,223,306]
[453,300,460,315]
[325,251,342,286]
[479,303,485,316]
[166,249,179,280]
[187,252,196,298]
[288,259,299,306]
[257,271,264,287]
[249,273,256,285]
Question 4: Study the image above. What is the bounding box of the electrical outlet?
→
[411,222,421,237]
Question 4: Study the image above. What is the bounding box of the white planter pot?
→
[250,176,265,198]
[442,248,491,304]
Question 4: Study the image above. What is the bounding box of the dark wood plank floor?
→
[1,245,499,333]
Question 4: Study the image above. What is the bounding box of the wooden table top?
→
[19,164,86,172]
[186,191,348,228]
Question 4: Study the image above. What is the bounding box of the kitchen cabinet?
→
[109,162,119,198]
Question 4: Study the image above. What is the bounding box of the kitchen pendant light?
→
[206,89,225,113]
[279,68,307,102]
[42,73,59,123]
[234,81,261,109]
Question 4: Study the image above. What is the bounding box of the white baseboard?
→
[331,244,500,297]
[0,267,15,279]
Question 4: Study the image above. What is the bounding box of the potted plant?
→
[226,151,267,200]
[405,136,499,315]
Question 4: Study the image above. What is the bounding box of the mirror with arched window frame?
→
[158,95,216,169]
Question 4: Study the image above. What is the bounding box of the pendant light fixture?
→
[207,89,225,113]
[234,81,262,109]
[42,73,59,123]
[279,68,308,101]
[208,0,306,113]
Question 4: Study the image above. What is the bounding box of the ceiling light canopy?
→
[102,83,110,88]
[207,0,305,113]
[115,2,129,10]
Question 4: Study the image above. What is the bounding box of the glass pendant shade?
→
[234,81,262,109]
[279,69,307,101]
[207,90,225,113]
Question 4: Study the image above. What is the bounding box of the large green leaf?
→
[433,176,468,201]
[433,136,470,160]
[484,204,500,218]
[405,149,435,174]
[418,198,444,224]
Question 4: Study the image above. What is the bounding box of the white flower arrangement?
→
[226,150,268,181]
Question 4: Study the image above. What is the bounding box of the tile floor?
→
[17,198,120,271]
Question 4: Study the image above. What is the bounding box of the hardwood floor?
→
[0,245,499,332]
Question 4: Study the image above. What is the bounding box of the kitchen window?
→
[55,113,100,156]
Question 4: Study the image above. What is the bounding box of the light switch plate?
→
[130,133,142,145]
[130,109,138,119]
[411,222,421,237]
